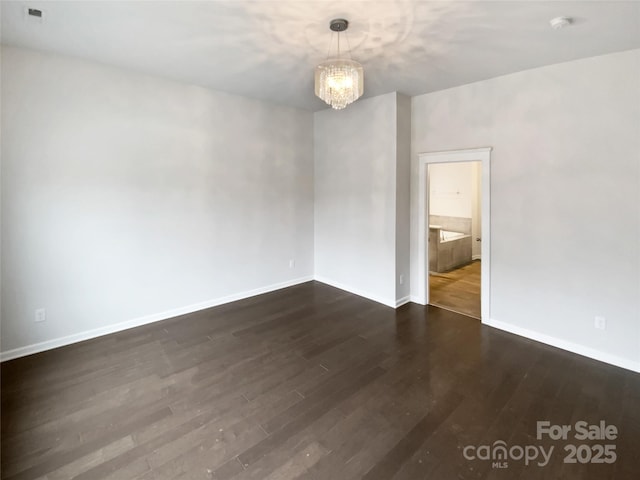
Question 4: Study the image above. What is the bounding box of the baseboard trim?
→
[14,278,633,373]
[395,296,411,308]
[0,275,314,362]
[472,254,482,261]
[314,276,396,309]
[484,318,640,373]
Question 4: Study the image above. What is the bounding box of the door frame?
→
[416,147,492,322]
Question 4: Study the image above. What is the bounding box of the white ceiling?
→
[2,1,639,111]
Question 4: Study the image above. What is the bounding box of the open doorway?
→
[415,148,491,322]
[428,161,481,318]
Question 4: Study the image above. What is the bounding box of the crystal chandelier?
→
[314,19,364,110]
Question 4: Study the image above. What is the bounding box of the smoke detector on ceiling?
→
[550,17,572,30]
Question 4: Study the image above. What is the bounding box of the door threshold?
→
[428,303,480,320]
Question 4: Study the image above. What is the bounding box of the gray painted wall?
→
[411,49,640,368]
[1,46,314,354]
[314,92,405,307]
[2,44,638,372]
[395,93,411,301]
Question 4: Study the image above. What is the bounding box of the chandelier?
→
[314,19,364,110]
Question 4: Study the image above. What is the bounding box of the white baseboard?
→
[314,275,397,309]
[472,254,482,261]
[395,296,411,308]
[0,275,314,362]
[484,318,640,373]
[11,278,634,375]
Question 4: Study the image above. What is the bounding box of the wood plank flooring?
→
[2,281,640,479]
[429,261,481,319]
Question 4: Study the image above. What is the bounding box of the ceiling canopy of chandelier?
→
[314,19,364,110]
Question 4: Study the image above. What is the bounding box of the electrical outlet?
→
[399,274,404,285]
[35,308,46,323]
[594,316,606,330]
[289,259,295,268]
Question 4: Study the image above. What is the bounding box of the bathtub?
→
[439,230,467,242]
[429,227,472,272]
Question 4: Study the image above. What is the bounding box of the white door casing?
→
[415,147,492,322]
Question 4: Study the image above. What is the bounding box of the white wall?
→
[411,49,640,370]
[314,92,409,307]
[3,43,638,374]
[1,46,314,356]
[429,162,474,218]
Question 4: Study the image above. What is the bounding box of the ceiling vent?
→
[24,7,44,23]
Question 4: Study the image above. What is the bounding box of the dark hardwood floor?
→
[430,261,481,319]
[2,281,639,479]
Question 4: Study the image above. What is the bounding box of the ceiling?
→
[2,1,639,111]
